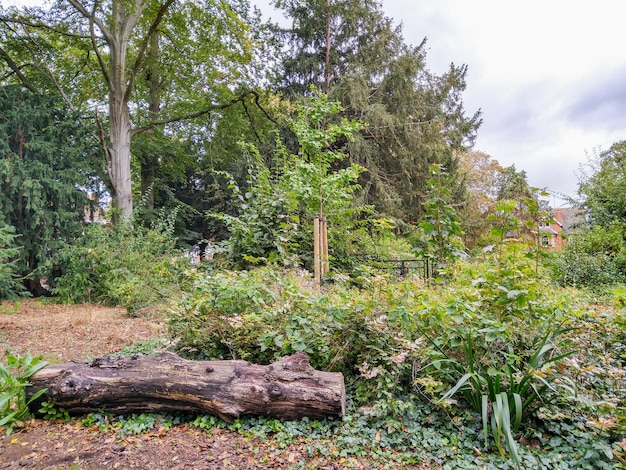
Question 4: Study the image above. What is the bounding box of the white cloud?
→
[381,0,626,200]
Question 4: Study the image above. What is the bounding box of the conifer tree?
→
[274,0,481,222]
[0,86,102,295]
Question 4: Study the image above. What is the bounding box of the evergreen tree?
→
[274,0,481,222]
[0,86,102,295]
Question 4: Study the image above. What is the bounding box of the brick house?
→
[538,207,585,251]
[538,209,564,250]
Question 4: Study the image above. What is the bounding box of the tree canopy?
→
[578,140,626,227]
[0,0,262,221]
[274,0,482,222]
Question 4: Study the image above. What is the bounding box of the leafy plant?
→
[39,401,70,422]
[0,352,48,435]
[431,325,575,467]
[209,93,374,272]
[413,164,465,267]
[50,209,188,314]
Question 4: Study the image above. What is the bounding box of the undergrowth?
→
[167,245,625,467]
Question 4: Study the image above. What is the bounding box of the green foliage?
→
[412,164,465,266]
[38,401,70,422]
[169,205,625,465]
[0,86,102,295]
[169,267,428,401]
[210,93,376,271]
[0,223,26,300]
[276,0,481,222]
[412,210,581,463]
[0,352,48,435]
[51,213,187,314]
[81,411,184,437]
[552,223,626,288]
[579,141,626,227]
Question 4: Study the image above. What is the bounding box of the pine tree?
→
[274,0,481,222]
[0,86,102,295]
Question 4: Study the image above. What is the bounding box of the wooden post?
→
[321,217,329,274]
[314,216,321,286]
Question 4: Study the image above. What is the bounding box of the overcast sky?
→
[256,0,626,205]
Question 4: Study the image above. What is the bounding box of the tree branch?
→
[20,25,76,111]
[94,107,114,191]
[125,0,175,104]
[0,15,93,40]
[0,45,38,93]
[67,0,112,43]
[132,89,278,135]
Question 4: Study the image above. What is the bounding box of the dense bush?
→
[169,238,626,466]
[551,223,626,288]
[169,267,425,400]
[50,216,188,314]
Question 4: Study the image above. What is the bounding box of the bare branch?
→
[132,90,278,135]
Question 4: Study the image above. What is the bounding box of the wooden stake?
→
[314,216,321,286]
[321,217,329,274]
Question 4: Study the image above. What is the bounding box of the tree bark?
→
[26,352,345,422]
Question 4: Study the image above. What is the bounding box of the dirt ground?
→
[0,300,430,470]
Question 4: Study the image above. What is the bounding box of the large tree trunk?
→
[26,352,345,422]
[109,95,133,222]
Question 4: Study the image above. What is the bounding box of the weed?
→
[0,352,48,435]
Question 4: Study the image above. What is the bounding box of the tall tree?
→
[274,0,481,222]
[0,0,259,222]
[458,150,504,248]
[0,85,102,295]
[578,140,626,227]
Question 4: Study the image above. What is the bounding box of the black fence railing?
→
[357,256,437,279]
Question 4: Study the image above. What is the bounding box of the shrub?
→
[169,243,621,465]
[50,214,188,314]
[551,223,626,288]
[169,267,428,401]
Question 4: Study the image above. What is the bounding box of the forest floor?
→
[0,300,432,470]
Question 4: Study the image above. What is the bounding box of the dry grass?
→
[0,299,167,362]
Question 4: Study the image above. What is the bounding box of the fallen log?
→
[26,351,345,422]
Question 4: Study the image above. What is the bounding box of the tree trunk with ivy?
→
[26,352,345,422]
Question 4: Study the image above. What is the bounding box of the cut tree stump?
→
[26,351,345,421]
